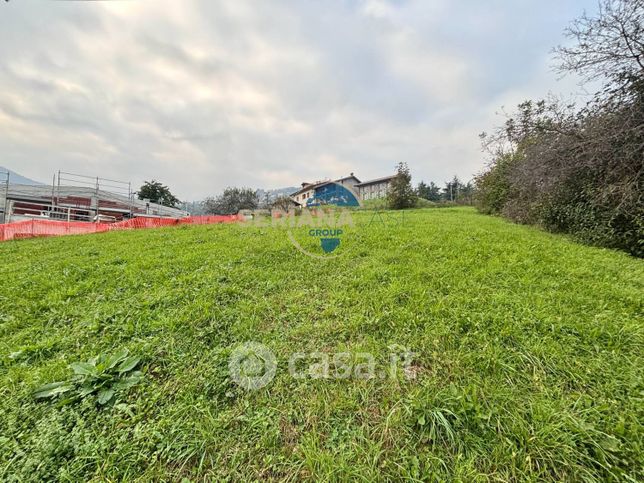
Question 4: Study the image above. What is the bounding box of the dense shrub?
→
[475,153,516,216]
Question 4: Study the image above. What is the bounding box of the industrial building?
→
[354,174,398,201]
[0,171,187,224]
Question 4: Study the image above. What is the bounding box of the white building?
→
[290,174,361,206]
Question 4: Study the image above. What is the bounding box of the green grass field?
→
[1,207,642,481]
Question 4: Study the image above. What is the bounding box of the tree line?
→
[136,164,475,216]
[416,176,473,204]
[475,0,643,257]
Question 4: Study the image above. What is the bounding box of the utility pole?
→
[56,170,61,209]
[128,182,132,218]
[95,176,100,223]
[1,171,9,224]
[51,173,56,214]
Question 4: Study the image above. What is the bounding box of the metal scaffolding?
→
[55,171,133,219]
[1,170,186,224]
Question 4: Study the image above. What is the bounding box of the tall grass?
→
[0,208,642,480]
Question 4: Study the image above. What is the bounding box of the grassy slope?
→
[0,207,642,481]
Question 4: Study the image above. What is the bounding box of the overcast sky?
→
[1,0,598,199]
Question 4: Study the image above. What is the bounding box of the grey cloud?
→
[0,0,598,198]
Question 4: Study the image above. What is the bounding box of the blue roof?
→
[307,182,360,207]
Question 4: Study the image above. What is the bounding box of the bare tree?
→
[271,195,294,212]
[555,0,644,92]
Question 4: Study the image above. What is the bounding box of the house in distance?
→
[290,173,396,206]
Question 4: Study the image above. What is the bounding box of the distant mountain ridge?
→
[0,166,44,185]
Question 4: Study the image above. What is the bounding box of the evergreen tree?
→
[416,181,429,199]
[387,162,416,209]
[417,181,441,201]
[442,176,465,202]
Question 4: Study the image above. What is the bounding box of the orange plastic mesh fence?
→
[0,215,241,242]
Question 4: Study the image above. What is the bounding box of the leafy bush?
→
[33,349,143,405]
[474,153,515,215]
[476,96,643,256]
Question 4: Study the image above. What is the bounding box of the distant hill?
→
[0,166,44,185]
